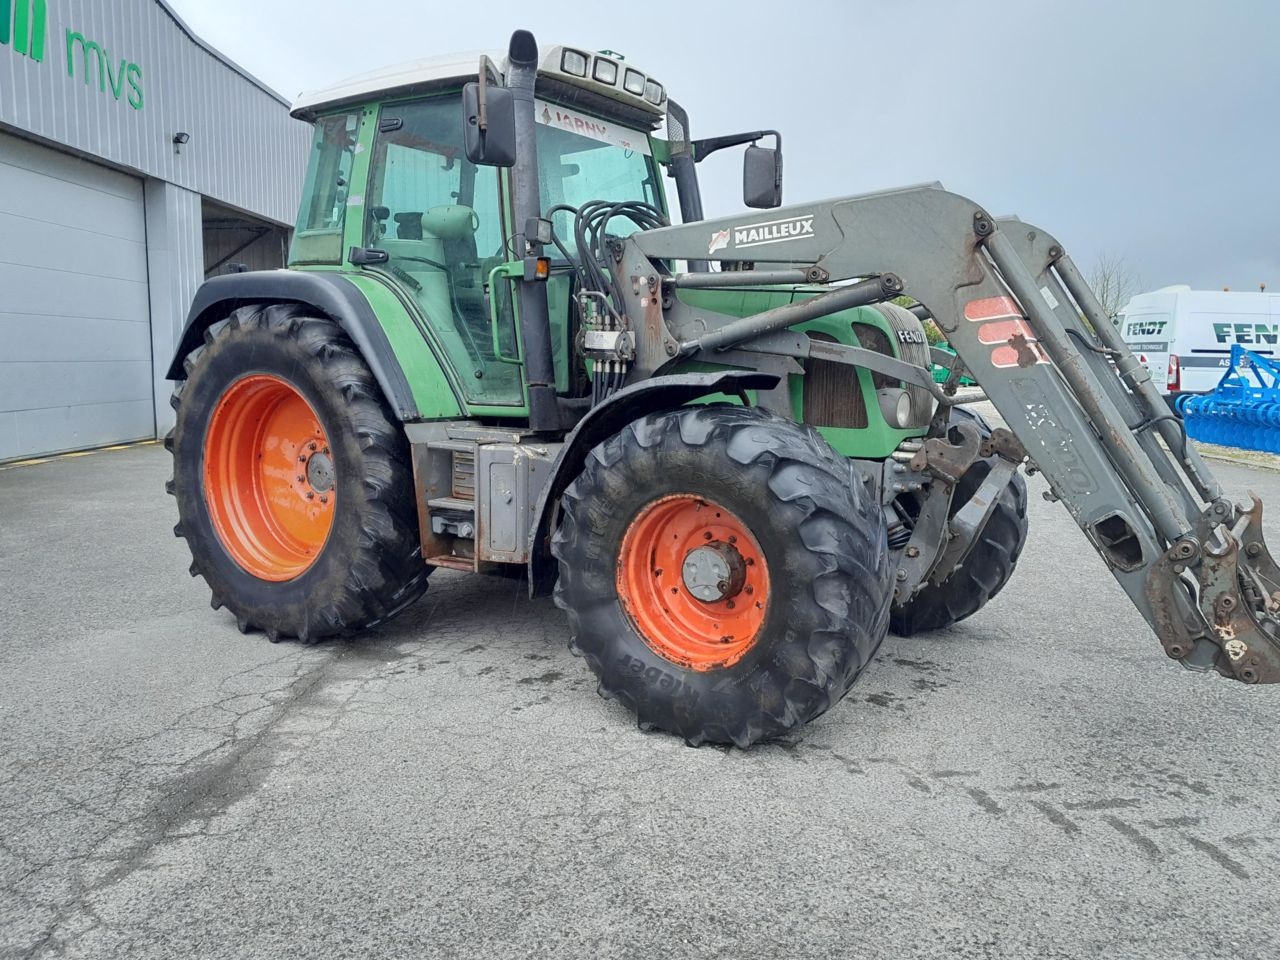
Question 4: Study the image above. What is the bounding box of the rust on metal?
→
[979,427,1027,464]
[1008,331,1042,368]
[909,421,983,484]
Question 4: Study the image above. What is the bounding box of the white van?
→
[1117,286,1279,403]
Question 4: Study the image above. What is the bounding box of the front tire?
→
[552,406,893,747]
[167,303,428,642]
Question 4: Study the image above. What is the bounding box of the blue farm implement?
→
[1178,345,1280,453]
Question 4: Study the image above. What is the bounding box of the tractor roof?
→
[292,44,668,124]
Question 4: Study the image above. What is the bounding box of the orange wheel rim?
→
[203,374,335,581]
[616,494,770,671]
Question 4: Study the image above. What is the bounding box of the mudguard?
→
[526,370,779,596]
[165,270,420,421]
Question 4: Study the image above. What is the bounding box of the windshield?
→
[533,101,661,254]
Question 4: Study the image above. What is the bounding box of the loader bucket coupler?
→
[1148,495,1280,683]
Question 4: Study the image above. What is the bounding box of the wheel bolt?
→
[726,600,735,609]
[319,496,328,504]
[745,585,754,595]
[703,531,713,541]
[306,492,315,500]
[297,475,305,483]
[728,535,737,544]
[309,442,318,452]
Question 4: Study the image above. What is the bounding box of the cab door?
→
[364,94,524,407]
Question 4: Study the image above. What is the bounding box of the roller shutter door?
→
[0,131,152,460]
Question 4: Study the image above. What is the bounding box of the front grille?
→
[803,332,868,428]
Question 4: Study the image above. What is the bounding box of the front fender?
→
[527,370,779,596]
[166,270,422,421]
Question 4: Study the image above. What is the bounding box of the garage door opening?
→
[202,201,290,278]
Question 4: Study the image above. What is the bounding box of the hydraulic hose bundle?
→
[547,200,667,405]
[1178,345,1280,453]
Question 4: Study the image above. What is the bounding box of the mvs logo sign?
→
[1,1,144,111]
[67,32,143,110]
[0,0,48,62]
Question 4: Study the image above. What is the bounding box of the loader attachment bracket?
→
[931,458,1019,585]
[979,428,1028,466]
[910,421,983,484]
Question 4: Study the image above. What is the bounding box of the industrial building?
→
[0,0,310,460]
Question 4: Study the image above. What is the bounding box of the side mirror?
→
[462,82,516,167]
[743,143,783,209]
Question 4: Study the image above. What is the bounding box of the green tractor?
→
[167,31,1279,746]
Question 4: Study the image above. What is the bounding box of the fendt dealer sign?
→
[2,0,144,109]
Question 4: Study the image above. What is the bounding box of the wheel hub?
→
[682,542,747,602]
[306,450,335,493]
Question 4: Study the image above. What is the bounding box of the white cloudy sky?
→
[167,0,1279,293]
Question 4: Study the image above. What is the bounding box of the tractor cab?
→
[288,44,781,420]
[289,46,678,411]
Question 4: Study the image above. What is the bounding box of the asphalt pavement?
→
[2,439,1279,959]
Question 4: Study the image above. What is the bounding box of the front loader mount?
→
[608,185,1280,684]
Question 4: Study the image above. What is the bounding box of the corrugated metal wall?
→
[0,0,309,226]
[146,180,205,436]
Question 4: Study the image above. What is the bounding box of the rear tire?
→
[890,409,1029,636]
[552,405,892,747]
[167,303,428,642]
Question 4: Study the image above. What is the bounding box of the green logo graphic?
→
[1213,322,1280,346]
[0,0,48,61]
[67,31,143,110]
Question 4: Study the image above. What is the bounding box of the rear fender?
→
[166,270,421,421]
[526,371,779,596]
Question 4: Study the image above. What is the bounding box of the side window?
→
[290,112,359,265]
[366,96,520,405]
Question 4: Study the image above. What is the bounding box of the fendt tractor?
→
[167,31,1279,746]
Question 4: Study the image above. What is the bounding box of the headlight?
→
[623,69,645,96]
[593,58,618,84]
[644,80,664,105]
[561,50,589,77]
[876,388,914,429]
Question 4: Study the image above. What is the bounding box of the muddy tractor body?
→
[166,31,1279,746]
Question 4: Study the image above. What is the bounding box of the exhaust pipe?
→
[506,30,559,432]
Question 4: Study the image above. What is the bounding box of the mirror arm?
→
[476,55,502,132]
[692,129,780,162]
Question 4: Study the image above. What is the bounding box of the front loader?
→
[165,31,1279,746]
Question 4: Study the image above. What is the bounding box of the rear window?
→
[290,112,360,265]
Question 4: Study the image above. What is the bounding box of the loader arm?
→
[608,184,1280,684]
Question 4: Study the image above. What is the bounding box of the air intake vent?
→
[452,451,476,501]
[803,332,868,428]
